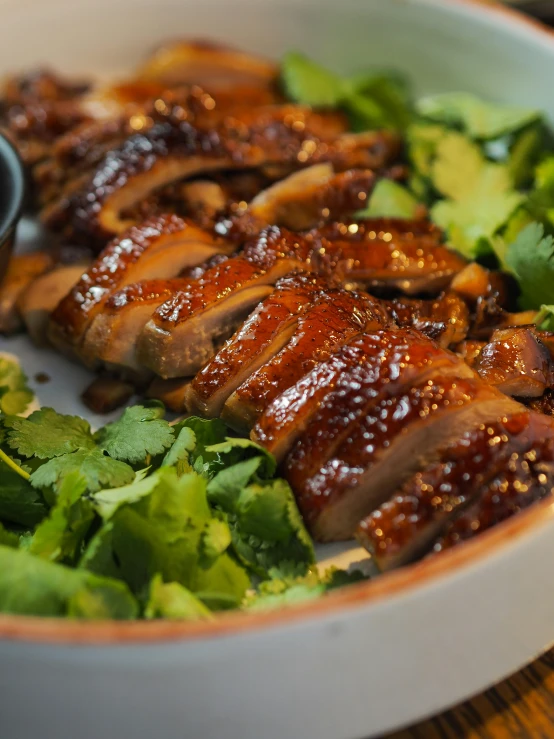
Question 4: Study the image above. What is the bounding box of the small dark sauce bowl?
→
[0,133,25,282]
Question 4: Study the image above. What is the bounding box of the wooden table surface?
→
[385,649,554,738]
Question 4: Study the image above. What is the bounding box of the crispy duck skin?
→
[223,290,388,432]
[473,326,554,398]
[186,274,331,418]
[0,252,55,334]
[80,278,187,373]
[137,227,315,378]
[48,213,233,357]
[384,292,470,348]
[356,411,550,570]
[309,218,466,294]
[41,103,400,244]
[433,433,554,552]
[35,86,286,210]
[252,328,474,464]
[288,374,521,541]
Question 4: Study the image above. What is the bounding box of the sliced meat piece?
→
[433,429,554,553]
[252,328,474,463]
[17,263,90,346]
[223,290,388,432]
[48,213,233,357]
[384,292,470,348]
[470,293,537,340]
[146,376,193,413]
[226,165,384,235]
[0,252,54,334]
[81,376,136,414]
[310,218,466,294]
[288,375,520,541]
[136,39,279,91]
[356,410,549,570]
[474,326,554,398]
[528,388,554,416]
[137,227,315,378]
[186,274,329,418]
[80,279,186,373]
[42,103,400,244]
[449,262,510,306]
[454,339,486,368]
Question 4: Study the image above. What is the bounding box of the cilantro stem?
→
[0,448,31,480]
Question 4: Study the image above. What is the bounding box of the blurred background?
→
[509,0,554,24]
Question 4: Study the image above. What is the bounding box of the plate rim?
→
[1,0,554,645]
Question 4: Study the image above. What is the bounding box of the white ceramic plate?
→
[2,2,554,738]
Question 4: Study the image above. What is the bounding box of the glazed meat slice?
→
[223,290,388,432]
[470,293,537,340]
[433,428,554,553]
[41,102,400,244]
[79,279,186,374]
[137,227,315,378]
[146,376,194,413]
[186,274,330,418]
[223,164,390,236]
[288,374,520,541]
[473,326,554,398]
[17,263,90,346]
[356,410,551,570]
[252,328,474,463]
[0,252,54,334]
[454,339,487,368]
[48,213,233,358]
[384,292,470,348]
[310,218,466,294]
[136,39,279,92]
[1,69,92,165]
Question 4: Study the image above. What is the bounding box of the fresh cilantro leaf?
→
[417,91,540,139]
[356,179,419,220]
[536,304,554,331]
[206,438,276,477]
[92,468,155,519]
[430,132,523,256]
[281,52,412,131]
[0,544,137,618]
[245,578,325,611]
[173,417,227,475]
[0,522,19,548]
[161,426,196,469]
[0,357,34,416]
[527,156,554,229]
[505,222,554,309]
[508,125,545,188]
[236,482,292,542]
[79,522,122,580]
[145,574,213,620]
[30,448,134,493]
[229,479,315,580]
[199,518,232,568]
[207,456,264,511]
[66,583,137,620]
[29,472,93,564]
[0,459,48,527]
[5,408,94,459]
[94,404,174,464]
[281,51,345,106]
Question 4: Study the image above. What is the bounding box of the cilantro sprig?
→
[0,362,330,621]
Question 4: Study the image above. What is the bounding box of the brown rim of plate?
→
[2,0,554,646]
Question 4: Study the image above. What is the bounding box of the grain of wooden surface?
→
[386,649,554,738]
